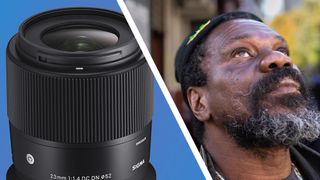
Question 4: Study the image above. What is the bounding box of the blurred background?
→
[125,0,320,132]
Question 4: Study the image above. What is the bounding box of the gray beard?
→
[223,68,320,150]
[224,108,320,149]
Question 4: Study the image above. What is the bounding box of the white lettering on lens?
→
[132,159,145,171]
[135,137,147,146]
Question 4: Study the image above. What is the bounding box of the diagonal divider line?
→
[117,1,212,179]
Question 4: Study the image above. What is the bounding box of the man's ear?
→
[187,87,210,122]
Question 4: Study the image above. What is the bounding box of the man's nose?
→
[259,51,292,73]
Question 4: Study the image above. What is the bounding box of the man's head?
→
[175,12,320,149]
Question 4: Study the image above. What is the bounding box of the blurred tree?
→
[270,0,320,68]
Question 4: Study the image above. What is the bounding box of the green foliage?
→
[270,0,320,68]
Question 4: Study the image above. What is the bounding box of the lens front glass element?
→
[42,26,119,52]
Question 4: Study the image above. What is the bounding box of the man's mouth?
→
[267,77,301,96]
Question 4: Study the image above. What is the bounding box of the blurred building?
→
[151,0,216,90]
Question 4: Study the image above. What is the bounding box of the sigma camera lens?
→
[6,8,156,180]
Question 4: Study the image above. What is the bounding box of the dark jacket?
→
[290,144,320,180]
[201,144,320,180]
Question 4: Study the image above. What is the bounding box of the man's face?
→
[202,19,298,119]
[198,19,320,148]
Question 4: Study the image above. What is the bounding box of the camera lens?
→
[42,26,119,52]
[6,8,156,180]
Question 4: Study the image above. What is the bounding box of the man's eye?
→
[232,48,251,58]
[277,48,289,56]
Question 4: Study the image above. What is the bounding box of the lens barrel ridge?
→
[7,55,153,143]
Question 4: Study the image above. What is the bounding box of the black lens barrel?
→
[7,52,153,143]
[6,8,155,180]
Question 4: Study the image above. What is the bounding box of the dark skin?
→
[187,19,303,179]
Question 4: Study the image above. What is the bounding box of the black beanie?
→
[174,11,263,83]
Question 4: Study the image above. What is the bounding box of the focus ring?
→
[7,58,153,144]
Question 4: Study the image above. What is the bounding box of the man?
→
[175,12,320,179]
